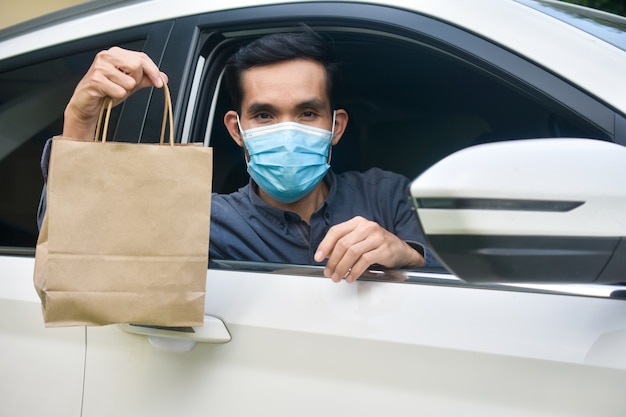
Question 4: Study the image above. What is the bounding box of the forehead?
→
[240,59,329,108]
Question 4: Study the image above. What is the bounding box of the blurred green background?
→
[562,0,625,16]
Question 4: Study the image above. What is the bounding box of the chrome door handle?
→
[119,315,231,351]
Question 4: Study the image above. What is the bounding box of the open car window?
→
[185,22,614,284]
[200,28,611,195]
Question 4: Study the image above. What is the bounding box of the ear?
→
[330,109,349,146]
[224,110,244,147]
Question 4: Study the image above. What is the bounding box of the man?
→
[40,30,437,283]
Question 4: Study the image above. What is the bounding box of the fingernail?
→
[156,76,164,88]
[314,250,324,262]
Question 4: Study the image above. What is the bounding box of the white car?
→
[2,0,626,415]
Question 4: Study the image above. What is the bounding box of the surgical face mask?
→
[238,113,335,204]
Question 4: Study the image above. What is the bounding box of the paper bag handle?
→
[94,79,174,146]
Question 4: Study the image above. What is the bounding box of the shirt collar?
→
[247,171,337,224]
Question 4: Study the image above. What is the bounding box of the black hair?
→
[224,27,340,112]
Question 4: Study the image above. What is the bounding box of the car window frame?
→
[152,3,624,296]
[157,3,619,144]
[5,2,620,298]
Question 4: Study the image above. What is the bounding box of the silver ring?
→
[342,267,352,279]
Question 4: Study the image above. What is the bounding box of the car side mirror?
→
[410,138,626,284]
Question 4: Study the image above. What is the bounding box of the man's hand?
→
[314,216,425,283]
[63,47,168,141]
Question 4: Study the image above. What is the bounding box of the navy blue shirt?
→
[210,168,438,267]
[39,139,438,268]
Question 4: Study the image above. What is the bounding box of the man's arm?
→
[37,47,167,230]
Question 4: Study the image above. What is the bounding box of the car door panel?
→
[81,268,626,416]
[0,256,84,417]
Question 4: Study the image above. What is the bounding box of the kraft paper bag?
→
[34,83,212,327]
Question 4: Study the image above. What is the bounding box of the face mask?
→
[238,114,335,204]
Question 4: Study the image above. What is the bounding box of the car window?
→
[198,30,612,194]
[185,21,614,279]
[516,0,626,52]
[0,40,144,251]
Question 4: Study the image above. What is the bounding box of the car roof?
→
[2,0,626,113]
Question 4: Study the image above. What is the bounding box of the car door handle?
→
[119,315,231,351]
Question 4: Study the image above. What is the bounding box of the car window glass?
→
[0,40,143,250]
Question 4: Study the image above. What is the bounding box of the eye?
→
[253,112,273,121]
[301,111,318,119]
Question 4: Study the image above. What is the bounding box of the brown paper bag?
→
[34,83,212,327]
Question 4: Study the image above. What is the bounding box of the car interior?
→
[0,25,613,251]
[201,28,612,195]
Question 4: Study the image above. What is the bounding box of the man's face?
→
[238,59,333,131]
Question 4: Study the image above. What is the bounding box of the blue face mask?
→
[238,114,335,204]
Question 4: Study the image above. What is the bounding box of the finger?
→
[314,219,356,263]
[324,232,366,280]
[96,48,164,93]
[329,224,404,282]
[336,240,381,283]
[127,50,165,89]
[324,219,378,277]
[158,71,169,86]
[344,237,426,282]
[316,216,369,265]
[95,71,137,101]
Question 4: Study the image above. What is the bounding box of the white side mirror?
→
[410,138,626,283]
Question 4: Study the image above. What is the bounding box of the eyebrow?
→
[246,102,278,115]
[296,99,327,111]
[245,99,328,115]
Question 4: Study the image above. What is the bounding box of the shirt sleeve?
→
[387,172,442,268]
[37,138,54,230]
[41,138,53,182]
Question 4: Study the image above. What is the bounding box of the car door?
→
[80,3,626,417]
